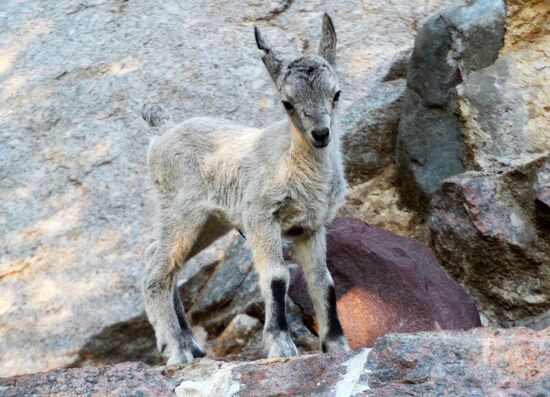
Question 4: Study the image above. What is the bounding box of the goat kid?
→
[143,13,349,365]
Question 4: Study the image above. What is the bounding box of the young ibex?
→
[143,14,349,365]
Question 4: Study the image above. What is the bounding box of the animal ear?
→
[254,26,283,81]
[319,13,337,65]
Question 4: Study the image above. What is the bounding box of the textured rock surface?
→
[3,328,547,397]
[396,0,505,209]
[338,166,430,242]
[368,327,550,397]
[341,79,405,185]
[211,314,262,357]
[0,362,177,397]
[459,0,550,170]
[0,0,463,377]
[170,349,372,397]
[429,155,550,328]
[289,218,481,349]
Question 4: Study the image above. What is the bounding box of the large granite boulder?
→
[0,0,463,377]
[429,155,550,328]
[396,0,506,209]
[289,217,481,349]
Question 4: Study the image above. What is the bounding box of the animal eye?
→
[282,101,294,111]
[333,91,341,103]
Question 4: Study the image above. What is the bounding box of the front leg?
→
[246,219,298,358]
[293,226,350,353]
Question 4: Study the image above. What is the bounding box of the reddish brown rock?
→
[289,217,480,349]
[368,327,550,397]
[429,154,550,328]
[0,362,176,397]
[170,349,371,397]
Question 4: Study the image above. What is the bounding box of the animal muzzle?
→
[311,127,330,148]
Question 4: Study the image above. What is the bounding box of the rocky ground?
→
[1,328,548,396]
[0,0,549,395]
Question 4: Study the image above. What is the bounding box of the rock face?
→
[368,327,550,397]
[0,362,177,397]
[341,79,405,185]
[2,328,547,397]
[0,0,464,377]
[187,236,262,335]
[172,349,372,397]
[458,0,550,170]
[396,0,506,209]
[289,218,481,349]
[338,166,430,243]
[429,155,550,328]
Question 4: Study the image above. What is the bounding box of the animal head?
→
[255,13,340,148]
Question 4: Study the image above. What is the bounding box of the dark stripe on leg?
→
[326,285,344,339]
[173,287,191,331]
[270,279,288,332]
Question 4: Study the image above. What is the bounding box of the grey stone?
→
[396,0,505,209]
[188,236,262,335]
[211,314,262,357]
[381,48,412,82]
[341,79,405,185]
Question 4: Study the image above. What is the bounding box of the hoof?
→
[266,332,299,359]
[322,337,351,353]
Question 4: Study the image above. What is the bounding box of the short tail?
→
[141,103,172,128]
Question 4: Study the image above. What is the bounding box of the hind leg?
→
[143,208,223,365]
[172,214,230,359]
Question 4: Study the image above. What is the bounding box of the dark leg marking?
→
[173,287,191,332]
[326,285,344,339]
[192,346,206,358]
[173,288,205,358]
[269,279,288,332]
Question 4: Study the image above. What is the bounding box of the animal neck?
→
[286,120,339,176]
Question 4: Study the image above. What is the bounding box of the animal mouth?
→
[312,138,330,148]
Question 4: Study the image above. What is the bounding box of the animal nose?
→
[312,128,330,144]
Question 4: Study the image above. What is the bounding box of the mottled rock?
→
[381,48,412,82]
[459,0,550,170]
[3,327,547,397]
[429,154,550,327]
[188,236,262,335]
[289,217,480,349]
[368,327,550,397]
[171,349,372,397]
[337,166,429,243]
[341,80,405,185]
[504,0,550,51]
[211,314,262,357]
[396,0,506,209]
[0,362,177,397]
